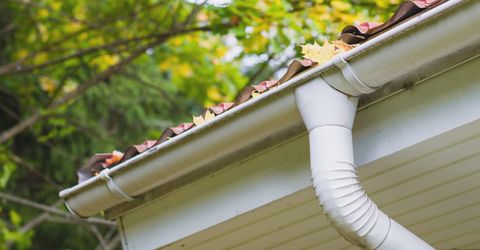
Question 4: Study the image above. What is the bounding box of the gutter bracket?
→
[99,170,135,201]
[333,53,377,94]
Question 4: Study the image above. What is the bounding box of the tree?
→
[0,0,397,248]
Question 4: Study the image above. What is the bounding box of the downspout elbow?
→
[294,78,433,249]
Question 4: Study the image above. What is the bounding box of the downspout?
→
[294,72,434,249]
[294,0,480,247]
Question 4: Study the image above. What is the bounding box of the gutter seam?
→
[375,219,392,250]
[307,124,352,133]
[99,170,136,201]
[63,199,87,218]
[333,54,377,94]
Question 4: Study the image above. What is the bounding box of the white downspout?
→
[294,78,434,249]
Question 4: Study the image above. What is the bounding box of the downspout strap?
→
[99,170,135,201]
[333,54,377,94]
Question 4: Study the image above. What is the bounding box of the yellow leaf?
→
[177,63,193,77]
[336,12,356,24]
[39,76,56,94]
[375,0,391,9]
[90,37,105,46]
[206,86,223,102]
[193,110,215,126]
[300,40,336,65]
[170,37,183,47]
[158,61,170,71]
[50,2,62,11]
[331,0,352,11]
[193,115,204,126]
[251,91,260,98]
[311,5,328,15]
[243,35,268,53]
[67,22,82,33]
[104,55,120,65]
[63,79,78,93]
[79,32,88,41]
[16,49,29,60]
[38,9,49,19]
[158,57,178,71]
[73,3,87,20]
[38,24,49,41]
[215,47,227,57]
[34,52,49,65]
[204,110,215,121]
[92,54,120,71]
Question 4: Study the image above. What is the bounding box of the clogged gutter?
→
[77,0,446,183]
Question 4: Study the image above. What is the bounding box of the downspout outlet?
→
[294,78,433,249]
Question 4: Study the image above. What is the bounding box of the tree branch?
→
[95,227,117,250]
[0,25,215,144]
[89,225,110,250]
[9,153,61,190]
[0,25,213,76]
[20,199,63,233]
[0,26,211,144]
[182,1,207,28]
[0,112,41,144]
[105,234,121,250]
[0,22,15,35]
[0,191,115,227]
[0,101,20,121]
[119,70,176,105]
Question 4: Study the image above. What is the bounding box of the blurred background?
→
[0,0,398,249]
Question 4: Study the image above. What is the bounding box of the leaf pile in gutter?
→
[340,0,446,44]
[76,0,447,183]
[77,58,318,183]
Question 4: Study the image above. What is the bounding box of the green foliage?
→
[0,0,397,248]
[0,208,34,250]
[0,155,16,189]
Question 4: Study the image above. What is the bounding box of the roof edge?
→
[60,0,478,218]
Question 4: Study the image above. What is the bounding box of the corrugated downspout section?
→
[295,79,433,249]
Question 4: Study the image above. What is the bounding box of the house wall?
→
[118,55,480,249]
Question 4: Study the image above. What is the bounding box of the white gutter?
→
[59,1,479,237]
[294,0,478,248]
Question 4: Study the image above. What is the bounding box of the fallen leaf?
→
[209,102,234,115]
[332,40,353,52]
[354,22,381,33]
[193,115,204,126]
[103,150,124,167]
[171,123,194,134]
[193,110,215,126]
[300,41,336,65]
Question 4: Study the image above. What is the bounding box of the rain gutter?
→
[60,4,478,246]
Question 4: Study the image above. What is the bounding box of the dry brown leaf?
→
[332,40,353,52]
